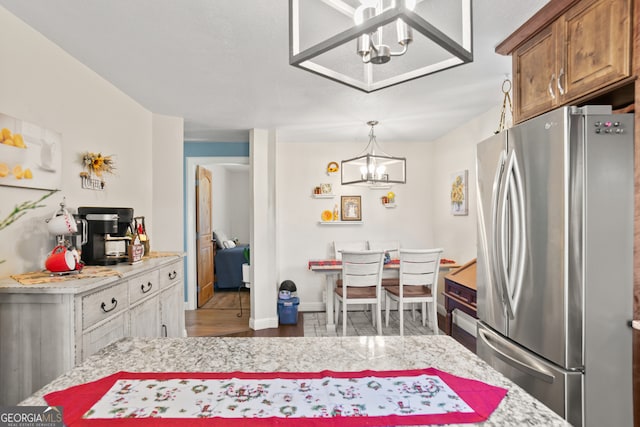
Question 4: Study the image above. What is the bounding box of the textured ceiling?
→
[0,0,548,143]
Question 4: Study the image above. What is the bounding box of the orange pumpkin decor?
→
[321,210,333,221]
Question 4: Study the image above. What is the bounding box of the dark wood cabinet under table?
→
[443,259,477,336]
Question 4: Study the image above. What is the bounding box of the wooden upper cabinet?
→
[562,0,631,99]
[508,0,632,123]
[514,25,559,122]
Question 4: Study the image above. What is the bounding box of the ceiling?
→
[0,0,548,144]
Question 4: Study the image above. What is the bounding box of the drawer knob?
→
[168,271,177,280]
[141,282,153,293]
[101,297,118,313]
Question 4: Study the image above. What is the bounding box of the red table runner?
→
[44,368,507,427]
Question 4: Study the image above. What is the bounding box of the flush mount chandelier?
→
[341,120,406,186]
[289,0,473,93]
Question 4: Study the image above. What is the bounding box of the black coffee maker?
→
[78,207,134,265]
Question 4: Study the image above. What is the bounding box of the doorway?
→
[185,156,250,311]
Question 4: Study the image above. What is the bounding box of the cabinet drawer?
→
[444,280,477,306]
[81,312,127,361]
[128,270,160,305]
[82,282,129,330]
[160,260,183,289]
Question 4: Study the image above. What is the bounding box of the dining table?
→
[308,258,460,332]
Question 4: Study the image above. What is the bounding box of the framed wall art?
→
[0,113,62,190]
[341,195,361,221]
[450,170,468,216]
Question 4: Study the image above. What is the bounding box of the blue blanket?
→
[215,245,248,289]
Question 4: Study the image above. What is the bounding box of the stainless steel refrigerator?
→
[476,105,634,427]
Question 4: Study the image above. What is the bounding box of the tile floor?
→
[303,309,440,337]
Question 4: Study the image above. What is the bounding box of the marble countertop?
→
[21,335,568,426]
[0,252,183,294]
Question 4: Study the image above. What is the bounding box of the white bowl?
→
[0,142,27,167]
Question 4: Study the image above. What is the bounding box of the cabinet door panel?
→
[562,0,631,98]
[82,313,127,361]
[130,296,161,337]
[514,25,557,123]
[161,282,184,337]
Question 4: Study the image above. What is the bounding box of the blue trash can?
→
[277,296,299,325]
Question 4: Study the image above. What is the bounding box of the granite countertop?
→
[21,335,569,426]
[0,252,183,294]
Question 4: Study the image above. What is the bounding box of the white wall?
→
[276,140,436,311]
[151,114,184,251]
[250,129,278,329]
[431,106,502,262]
[0,6,182,276]
[430,106,502,332]
[228,169,250,244]
[210,165,250,245]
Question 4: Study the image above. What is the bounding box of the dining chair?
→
[333,241,368,260]
[368,240,401,287]
[384,248,443,336]
[334,250,385,336]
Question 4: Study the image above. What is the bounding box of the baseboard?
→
[250,316,279,330]
[299,302,325,312]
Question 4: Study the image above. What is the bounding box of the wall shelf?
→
[312,194,335,199]
[318,221,363,225]
[383,203,397,208]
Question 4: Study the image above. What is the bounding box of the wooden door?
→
[196,166,214,307]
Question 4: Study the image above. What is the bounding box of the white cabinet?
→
[0,254,184,406]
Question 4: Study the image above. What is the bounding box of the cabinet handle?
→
[168,271,177,280]
[548,73,556,99]
[556,67,565,95]
[162,324,168,337]
[101,297,118,313]
[141,281,153,293]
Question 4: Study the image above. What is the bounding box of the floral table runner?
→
[44,369,507,426]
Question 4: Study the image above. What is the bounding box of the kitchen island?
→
[21,335,568,426]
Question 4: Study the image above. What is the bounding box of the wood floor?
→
[185,289,305,337]
[184,289,476,352]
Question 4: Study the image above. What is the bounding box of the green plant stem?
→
[0,190,58,231]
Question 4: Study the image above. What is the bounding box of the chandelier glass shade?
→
[289,0,473,93]
[341,121,406,186]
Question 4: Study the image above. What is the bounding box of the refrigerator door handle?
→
[497,151,516,319]
[497,149,527,320]
[478,327,555,384]
[510,154,527,315]
[490,150,507,301]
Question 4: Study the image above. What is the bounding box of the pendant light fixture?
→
[341,121,406,187]
[289,0,473,93]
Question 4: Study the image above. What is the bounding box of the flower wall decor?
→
[450,170,468,216]
[79,152,115,190]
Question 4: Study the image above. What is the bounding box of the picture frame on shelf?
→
[341,195,361,221]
